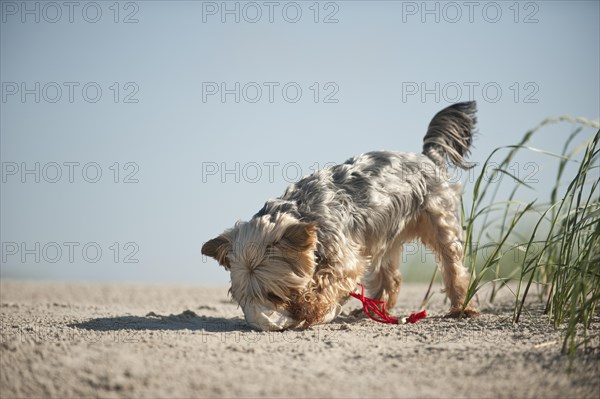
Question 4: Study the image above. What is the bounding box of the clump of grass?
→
[459,116,599,361]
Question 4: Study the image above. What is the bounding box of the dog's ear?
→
[280,222,317,251]
[202,235,231,269]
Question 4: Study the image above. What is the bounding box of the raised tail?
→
[422,101,477,169]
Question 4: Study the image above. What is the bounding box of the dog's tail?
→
[422,101,476,170]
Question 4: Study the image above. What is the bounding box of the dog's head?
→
[202,213,319,330]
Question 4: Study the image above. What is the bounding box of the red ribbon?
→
[349,284,426,324]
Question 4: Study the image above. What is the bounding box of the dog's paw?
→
[445,308,480,319]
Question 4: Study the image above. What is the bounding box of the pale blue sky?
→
[1,0,599,283]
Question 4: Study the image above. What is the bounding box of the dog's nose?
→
[242,303,298,331]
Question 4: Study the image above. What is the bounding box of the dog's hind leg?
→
[417,208,478,318]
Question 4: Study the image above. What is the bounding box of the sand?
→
[1,280,598,399]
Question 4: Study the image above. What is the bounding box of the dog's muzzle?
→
[242,302,343,331]
[241,303,300,331]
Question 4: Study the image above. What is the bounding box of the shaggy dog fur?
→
[203,102,479,330]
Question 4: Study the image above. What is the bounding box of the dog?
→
[202,101,479,331]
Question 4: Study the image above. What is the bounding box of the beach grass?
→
[457,116,600,363]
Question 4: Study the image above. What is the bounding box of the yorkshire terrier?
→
[202,102,479,330]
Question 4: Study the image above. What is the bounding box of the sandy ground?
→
[0,281,598,399]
